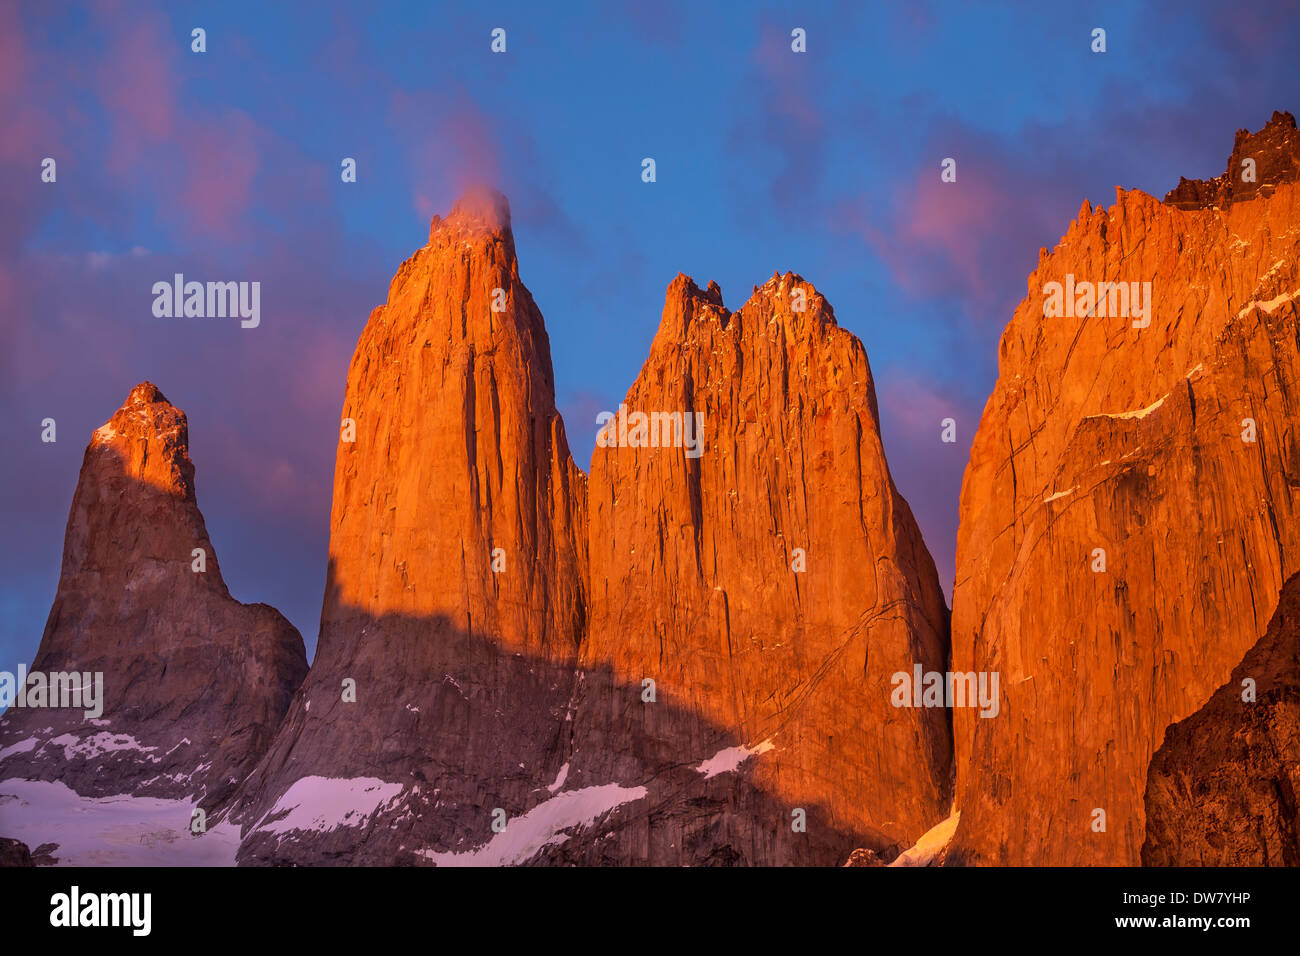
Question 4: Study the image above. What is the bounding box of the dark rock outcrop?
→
[0,837,33,867]
[0,383,308,808]
[1164,111,1300,210]
[1142,571,1300,866]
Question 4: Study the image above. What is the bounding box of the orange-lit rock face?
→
[230,190,591,864]
[572,273,952,858]
[0,383,307,807]
[231,193,952,866]
[951,166,1300,861]
[323,186,587,653]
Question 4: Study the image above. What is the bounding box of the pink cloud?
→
[96,16,178,173]
[178,111,262,237]
[391,90,504,223]
[724,22,827,216]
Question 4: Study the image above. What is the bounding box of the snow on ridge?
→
[47,732,160,762]
[419,783,647,867]
[694,738,775,779]
[91,422,118,443]
[253,775,405,836]
[889,810,961,867]
[0,737,40,763]
[1236,287,1300,319]
[1042,486,1078,503]
[1088,393,1167,422]
[546,762,570,793]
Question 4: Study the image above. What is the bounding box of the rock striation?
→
[227,191,951,866]
[950,114,1300,864]
[562,272,952,864]
[226,188,590,865]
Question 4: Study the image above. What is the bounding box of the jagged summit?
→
[951,114,1300,865]
[656,269,844,347]
[429,185,512,242]
[1164,109,1299,209]
[88,382,194,498]
[126,381,167,405]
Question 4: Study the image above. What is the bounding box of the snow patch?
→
[889,810,961,867]
[91,422,118,443]
[418,783,647,866]
[1042,486,1077,503]
[46,732,160,762]
[1237,288,1300,319]
[253,776,405,835]
[547,762,570,793]
[694,738,775,779]
[1089,394,1167,421]
[0,778,241,866]
[0,737,40,763]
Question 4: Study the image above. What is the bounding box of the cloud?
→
[726,22,827,215]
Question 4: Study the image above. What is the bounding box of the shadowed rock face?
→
[1165,111,1300,210]
[950,119,1300,864]
[0,838,33,867]
[1142,571,1300,867]
[227,192,951,866]
[0,384,307,808]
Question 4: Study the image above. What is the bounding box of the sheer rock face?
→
[1142,570,1300,866]
[950,141,1300,862]
[0,384,307,807]
[563,273,952,864]
[228,189,591,865]
[228,199,950,864]
[1165,111,1300,211]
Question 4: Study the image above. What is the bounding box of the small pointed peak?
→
[667,272,700,295]
[656,273,730,342]
[95,381,187,450]
[1267,109,1296,130]
[1078,199,1092,221]
[126,382,169,408]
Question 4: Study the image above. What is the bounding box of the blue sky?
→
[3,0,1298,664]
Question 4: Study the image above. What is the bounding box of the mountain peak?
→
[1164,109,1300,209]
[126,381,168,406]
[430,185,512,242]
